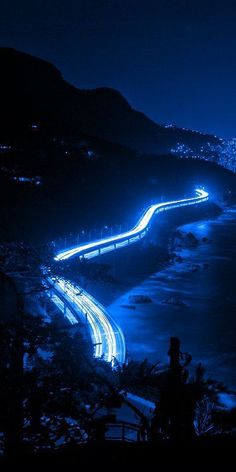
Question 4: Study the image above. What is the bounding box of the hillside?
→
[0,141,235,243]
[0,47,235,244]
[0,47,220,154]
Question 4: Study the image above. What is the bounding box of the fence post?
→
[122,422,125,441]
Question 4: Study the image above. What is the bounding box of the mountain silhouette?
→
[0,47,219,153]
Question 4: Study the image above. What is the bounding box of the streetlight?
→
[101,225,108,239]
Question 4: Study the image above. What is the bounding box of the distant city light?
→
[0,144,12,152]
[171,139,236,173]
[30,123,39,130]
[11,175,42,185]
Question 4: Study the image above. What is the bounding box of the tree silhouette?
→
[150,337,209,442]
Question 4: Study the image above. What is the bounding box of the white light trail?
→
[50,188,209,365]
[55,189,209,261]
[48,277,126,364]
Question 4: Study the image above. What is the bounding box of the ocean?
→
[108,206,236,390]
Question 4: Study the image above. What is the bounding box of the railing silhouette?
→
[104,421,147,442]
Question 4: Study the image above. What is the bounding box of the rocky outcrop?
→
[173,230,199,249]
[129,294,152,304]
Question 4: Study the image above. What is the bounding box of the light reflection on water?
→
[108,206,236,389]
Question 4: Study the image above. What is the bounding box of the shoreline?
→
[73,202,236,410]
[82,202,222,307]
[71,201,236,395]
[105,204,236,394]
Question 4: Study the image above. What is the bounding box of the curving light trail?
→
[55,189,209,262]
[50,188,209,365]
[47,277,126,364]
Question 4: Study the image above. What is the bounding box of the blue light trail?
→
[47,277,126,364]
[50,189,209,365]
[55,189,208,262]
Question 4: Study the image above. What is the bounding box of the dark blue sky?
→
[1,0,236,138]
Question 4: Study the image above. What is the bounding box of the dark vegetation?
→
[0,47,235,243]
[1,276,236,463]
[0,246,235,461]
[1,140,235,244]
[1,48,236,463]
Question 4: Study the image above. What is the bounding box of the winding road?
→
[48,188,209,365]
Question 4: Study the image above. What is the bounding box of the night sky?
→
[1,0,236,138]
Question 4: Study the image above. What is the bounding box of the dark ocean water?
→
[108,206,236,390]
